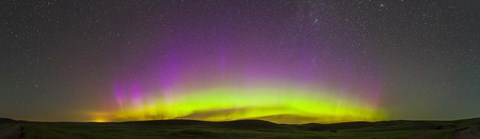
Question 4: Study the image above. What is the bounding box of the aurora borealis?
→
[105,13,386,122]
[1,0,480,123]
[110,84,384,123]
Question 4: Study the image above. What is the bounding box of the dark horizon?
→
[2,116,480,124]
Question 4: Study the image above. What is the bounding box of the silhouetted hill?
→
[299,121,373,131]
[298,120,466,132]
[3,118,480,138]
[119,119,295,131]
[121,119,209,126]
[0,118,16,123]
[210,120,294,131]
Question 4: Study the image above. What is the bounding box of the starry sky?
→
[1,0,480,123]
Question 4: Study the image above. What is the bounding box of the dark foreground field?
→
[1,118,480,139]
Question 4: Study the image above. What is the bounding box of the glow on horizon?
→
[97,83,386,124]
[93,13,387,123]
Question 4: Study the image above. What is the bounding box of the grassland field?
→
[1,118,479,139]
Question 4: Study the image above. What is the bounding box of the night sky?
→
[1,0,480,123]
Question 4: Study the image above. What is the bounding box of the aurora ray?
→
[110,85,384,123]
[91,1,387,123]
